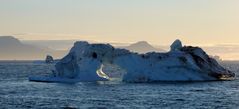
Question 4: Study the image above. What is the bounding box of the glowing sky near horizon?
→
[0,0,239,45]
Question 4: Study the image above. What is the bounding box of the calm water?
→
[0,61,239,109]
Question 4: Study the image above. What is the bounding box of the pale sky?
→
[0,0,239,45]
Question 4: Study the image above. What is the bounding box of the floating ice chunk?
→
[29,40,235,83]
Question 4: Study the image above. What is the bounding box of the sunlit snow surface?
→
[0,61,239,108]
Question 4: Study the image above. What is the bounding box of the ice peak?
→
[170,39,182,51]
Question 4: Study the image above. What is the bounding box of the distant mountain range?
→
[0,36,66,60]
[23,39,167,53]
[124,41,166,53]
[0,36,167,60]
[1,36,238,60]
[0,36,166,60]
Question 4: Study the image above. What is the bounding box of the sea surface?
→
[0,61,239,109]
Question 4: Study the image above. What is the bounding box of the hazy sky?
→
[1,0,239,45]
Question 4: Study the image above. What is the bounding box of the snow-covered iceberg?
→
[29,40,235,83]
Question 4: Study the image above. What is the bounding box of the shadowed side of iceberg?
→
[115,46,235,82]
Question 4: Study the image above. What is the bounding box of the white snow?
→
[29,40,235,83]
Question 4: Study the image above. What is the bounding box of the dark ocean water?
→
[0,61,239,109]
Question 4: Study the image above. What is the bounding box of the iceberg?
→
[29,40,235,83]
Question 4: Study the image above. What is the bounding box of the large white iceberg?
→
[29,40,235,83]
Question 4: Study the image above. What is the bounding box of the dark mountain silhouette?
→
[0,36,66,60]
[125,41,165,53]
